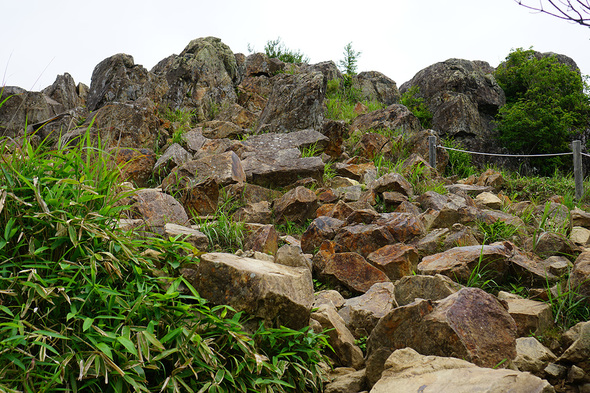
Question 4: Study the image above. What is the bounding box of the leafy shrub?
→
[0,126,330,392]
[264,37,309,64]
[400,86,433,129]
[494,48,590,175]
[443,138,477,179]
[325,78,385,122]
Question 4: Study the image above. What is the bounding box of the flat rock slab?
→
[371,347,555,393]
[187,252,314,329]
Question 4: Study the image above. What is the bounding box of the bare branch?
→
[515,0,590,27]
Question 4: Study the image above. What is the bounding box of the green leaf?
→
[160,327,183,344]
[117,336,138,356]
[83,317,94,332]
[96,342,113,359]
[141,330,165,350]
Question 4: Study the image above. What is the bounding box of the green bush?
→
[264,37,309,64]
[400,86,433,129]
[443,138,477,179]
[494,48,590,175]
[0,125,330,392]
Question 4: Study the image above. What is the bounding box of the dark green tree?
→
[494,48,590,174]
[338,42,361,76]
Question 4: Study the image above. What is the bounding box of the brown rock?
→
[371,173,413,198]
[180,177,219,216]
[334,224,396,258]
[350,104,421,135]
[499,294,554,337]
[353,132,392,160]
[568,251,590,305]
[163,223,208,251]
[319,252,391,294]
[394,274,463,306]
[367,244,419,281]
[334,161,376,182]
[273,186,318,224]
[232,201,272,224]
[130,188,190,235]
[244,224,279,255]
[377,213,425,243]
[321,120,348,158]
[153,143,192,177]
[301,216,346,254]
[109,147,156,187]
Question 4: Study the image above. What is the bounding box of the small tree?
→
[338,42,361,76]
[494,48,590,174]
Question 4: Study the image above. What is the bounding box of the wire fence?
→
[427,136,586,200]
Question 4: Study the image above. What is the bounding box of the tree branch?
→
[515,0,590,27]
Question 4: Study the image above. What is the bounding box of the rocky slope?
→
[1,36,589,393]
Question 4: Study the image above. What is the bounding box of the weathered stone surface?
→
[152,37,239,121]
[321,120,348,158]
[572,207,590,228]
[153,143,192,176]
[272,186,318,224]
[334,224,396,258]
[527,231,577,259]
[256,70,326,133]
[108,147,156,187]
[43,72,84,110]
[370,173,413,198]
[311,304,365,369]
[377,213,425,243]
[571,226,590,245]
[514,337,557,375]
[301,216,346,254]
[366,288,517,382]
[567,251,590,305]
[498,294,554,337]
[353,132,392,160]
[366,244,419,281]
[201,120,244,139]
[394,274,463,306]
[335,160,377,182]
[338,282,397,338]
[163,223,209,251]
[417,242,513,283]
[314,290,346,309]
[189,252,313,329]
[232,201,273,224]
[324,368,366,393]
[214,102,258,129]
[161,150,246,192]
[318,252,391,294]
[371,347,555,393]
[179,177,219,217]
[130,188,190,234]
[353,71,400,106]
[86,53,168,111]
[400,58,505,151]
[350,104,421,135]
[475,191,502,210]
[244,224,279,255]
[558,321,590,378]
[274,244,312,271]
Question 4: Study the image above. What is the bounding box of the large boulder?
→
[186,252,314,329]
[353,71,400,106]
[152,37,239,121]
[400,58,505,150]
[86,53,168,111]
[371,347,555,393]
[129,188,190,235]
[256,70,326,133]
[350,104,421,135]
[42,73,84,110]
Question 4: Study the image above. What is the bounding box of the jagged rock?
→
[0,87,64,137]
[238,74,272,113]
[225,182,282,204]
[394,274,463,306]
[338,282,397,338]
[370,172,413,198]
[86,53,168,111]
[153,143,192,176]
[353,132,392,160]
[152,37,239,121]
[42,72,84,110]
[321,120,348,158]
[371,347,554,393]
[324,368,367,393]
[161,150,246,193]
[381,191,408,211]
[301,216,346,254]
[377,212,425,243]
[533,202,571,233]
[244,224,279,255]
[201,120,244,139]
[334,224,396,258]
[528,231,577,259]
[353,71,400,106]
[130,188,190,235]
[570,226,590,245]
[334,161,377,182]
[345,209,380,225]
[232,201,272,224]
[311,304,365,369]
[108,147,156,187]
[316,200,356,221]
[244,52,285,76]
[572,208,590,228]
[163,223,208,251]
[366,288,517,385]
[400,58,505,150]
[366,244,419,281]
[213,102,257,129]
[349,104,421,135]
[63,98,163,149]
[415,228,450,256]
[542,255,573,277]
[179,177,219,216]
[568,251,590,305]
[272,186,318,224]
[314,290,346,309]
[274,244,312,271]
[316,251,390,294]
[256,69,326,133]
[418,191,482,229]
[514,337,557,375]
[402,130,449,174]
[183,128,208,153]
[475,191,502,210]
[187,252,313,329]
[497,292,554,337]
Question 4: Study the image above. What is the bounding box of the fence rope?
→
[582,152,590,158]
[439,145,574,158]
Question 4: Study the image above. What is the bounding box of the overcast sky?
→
[2,0,589,92]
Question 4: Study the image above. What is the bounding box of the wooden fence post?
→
[428,135,437,169]
[573,140,583,201]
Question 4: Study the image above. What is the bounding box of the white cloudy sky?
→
[1,0,589,91]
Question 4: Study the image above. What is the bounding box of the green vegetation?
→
[443,138,477,179]
[494,48,590,175]
[160,107,196,146]
[0,125,331,392]
[325,78,385,122]
[338,42,361,77]
[264,37,309,64]
[400,86,433,129]
[477,220,519,243]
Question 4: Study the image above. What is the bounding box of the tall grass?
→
[0,118,330,392]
